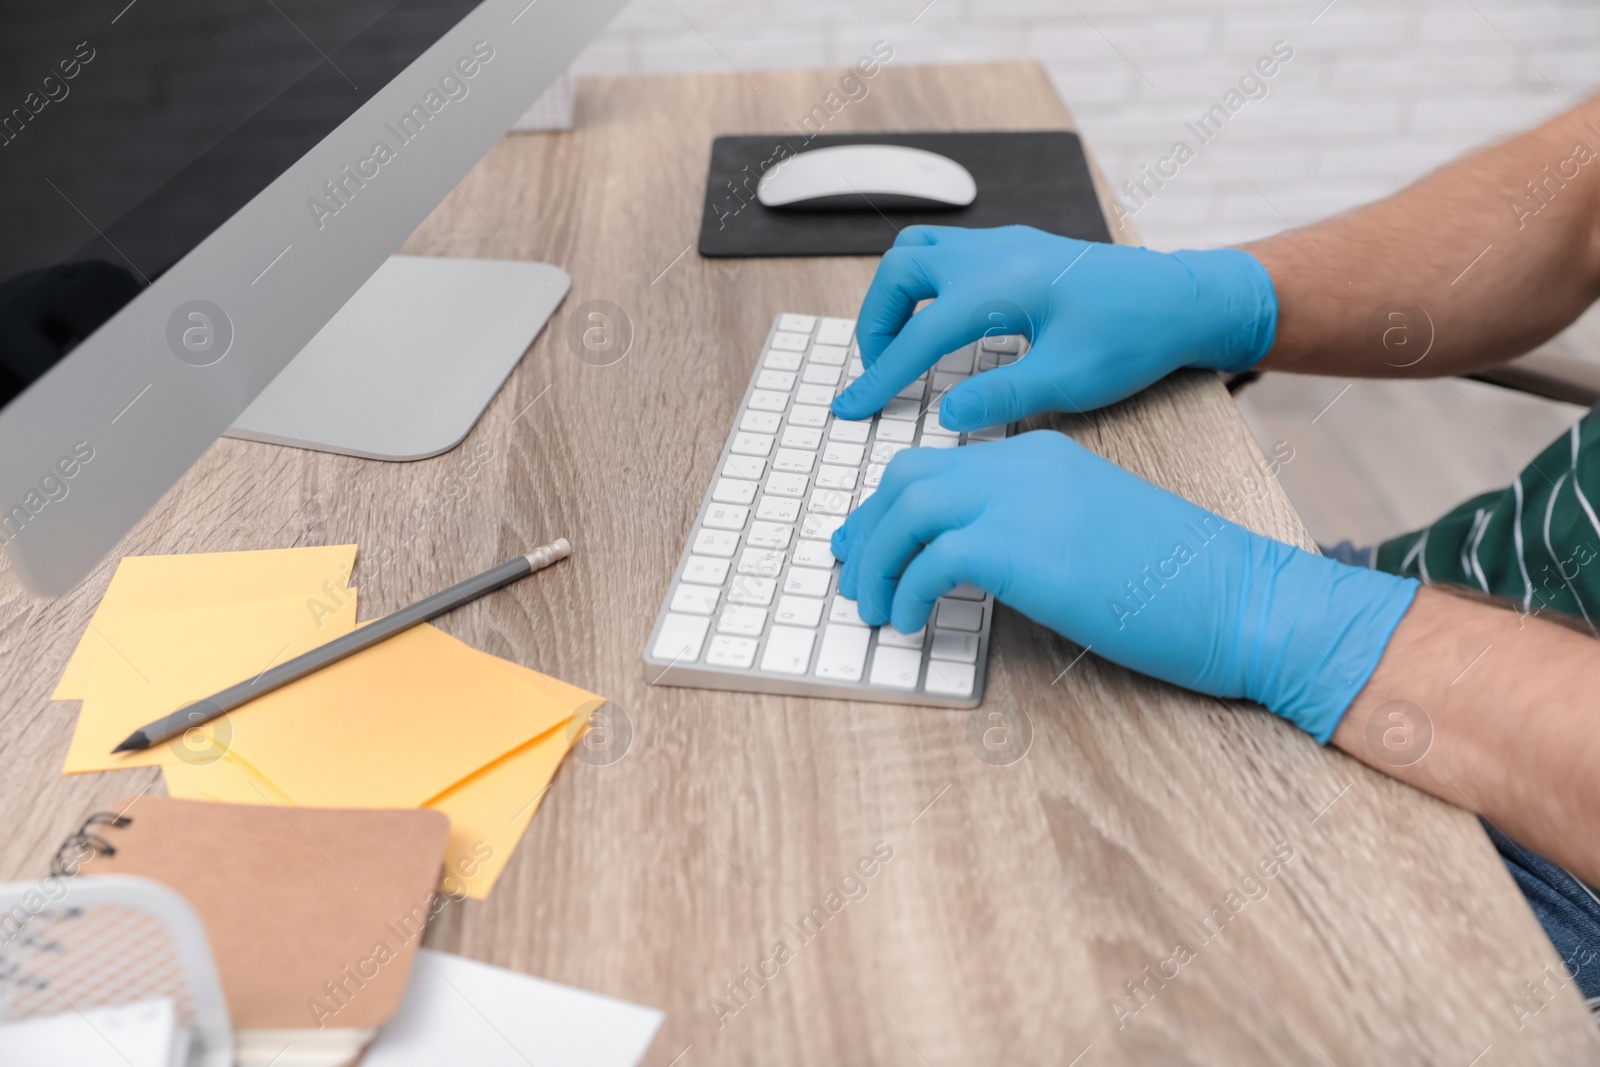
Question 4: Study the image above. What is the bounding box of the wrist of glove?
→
[831,431,1416,742]
[831,226,1280,428]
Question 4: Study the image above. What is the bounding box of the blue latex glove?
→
[831,432,1419,743]
[831,225,1279,428]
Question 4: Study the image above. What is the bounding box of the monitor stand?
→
[226,255,571,461]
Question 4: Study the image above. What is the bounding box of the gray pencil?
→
[112,539,572,753]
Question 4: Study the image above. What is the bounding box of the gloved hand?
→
[830,225,1279,429]
[831,431,1418,742]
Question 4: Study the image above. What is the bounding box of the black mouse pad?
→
[698,130,1114,258]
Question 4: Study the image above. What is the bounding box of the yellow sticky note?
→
[222,625,589,810]
[64,592,359,773]
[160,750,294,806]
[55,545,357,700]
[431,700,601,900]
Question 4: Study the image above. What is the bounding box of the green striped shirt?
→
[1376,411,1600,630]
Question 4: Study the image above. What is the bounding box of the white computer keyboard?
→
[642,313,1024,707]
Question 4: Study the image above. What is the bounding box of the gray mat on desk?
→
[698,131,1114,258]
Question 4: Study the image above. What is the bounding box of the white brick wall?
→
[571,0,1600,250]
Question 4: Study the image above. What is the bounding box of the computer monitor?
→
[0,0,625,596]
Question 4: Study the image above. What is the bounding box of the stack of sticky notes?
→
[53,546,602,899]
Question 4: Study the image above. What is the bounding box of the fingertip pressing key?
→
[937,388,986,432]
[830,381,875,422]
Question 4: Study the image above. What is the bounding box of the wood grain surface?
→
[2,62,1596,1065]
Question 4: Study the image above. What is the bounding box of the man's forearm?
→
[1246,98,1600,378]
[1332,586,1600,885]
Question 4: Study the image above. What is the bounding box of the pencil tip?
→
[112,733,148,753]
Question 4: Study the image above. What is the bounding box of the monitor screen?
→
[0,0,483,409]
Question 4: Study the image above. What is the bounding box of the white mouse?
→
[756,144,977,211]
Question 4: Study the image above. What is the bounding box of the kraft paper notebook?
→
[76,797,450,1067]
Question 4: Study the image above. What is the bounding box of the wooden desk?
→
[3,63,1595,1064]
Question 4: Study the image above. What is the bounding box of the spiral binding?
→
[51,811,132,879]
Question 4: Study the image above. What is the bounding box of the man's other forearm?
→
[1332,586,1600,886]
[1246,97,1600,378]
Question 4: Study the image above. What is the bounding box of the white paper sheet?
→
[0,998,185,1067]
[360,950,663,1067]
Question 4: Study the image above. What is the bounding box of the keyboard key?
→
[788,404,829,427]
[781,426,823,450]
[746,521,792,549]
[863,463,886,487]
[875,420,915,444]
[703,503,749,530]
[765,348,803,371]
[932,371,965,397]
[937,599,984,631]
[809,343,848,366]
[878,625,925,649]
[713,478,757,505]
[930,629,979,663]
[732,432,774,456]
[706,635,758,669]
[693,530,739,557]
[741,410,781,433]
[803,363,842,386]
[783,567,832,597]
[829,419,870,443]
[922,414,957,438]
[947,583,985,600]
[749,389,789,412]
[793,540,837,569]
[757,369,796,391]
[653,614,709,662]
[895,379,925,401]
[982,334,1022,353]
[816,465,858,490]
[766,472,809,498]
[801,513,844,540]
[683,556,730,585]
[976,349,1004,373]
[737,548,785,577]
[756,496,801,522]
[869,646,922,689]
[881,399,920,421]
[870,441,908,464]
[808,488,852,516]
[847,357,865,379]
[857,487,875,506]
[774,594,825,627]
[727,575,777,605]
[829,595,866,625]
[773,448,816,474]
[816,317,854,346]
[822,441,865,466]
[778,313,816,333]
[771,330,810,351]
[723,455,766,479]
[936,346,975,373]
[718,605,768,636]
[796,383,835,407]
[922,435,957,449]
[815,625,871,681]
[967,425,1006,442]
[671,585,719,615]
[924,660,976,697]
[761,625,816,674]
